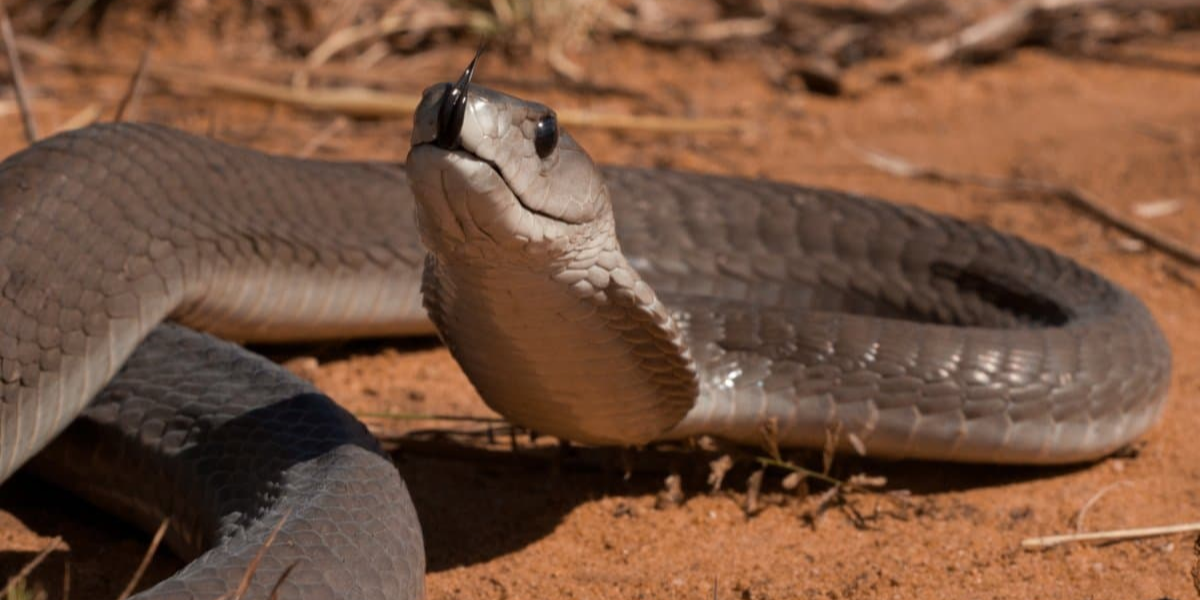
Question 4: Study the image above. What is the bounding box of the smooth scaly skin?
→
[607,168,1169,461]
[32,324,424,599]
[0,82,1172,597]
[0,125,430,598]
[407,84,1170,464]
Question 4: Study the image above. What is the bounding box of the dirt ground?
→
[0,3,1199,600]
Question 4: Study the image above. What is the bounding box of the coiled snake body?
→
[0,72,1171,598]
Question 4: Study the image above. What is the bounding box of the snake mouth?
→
[413,142,576,227]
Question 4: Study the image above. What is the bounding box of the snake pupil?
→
[534,113,558,158]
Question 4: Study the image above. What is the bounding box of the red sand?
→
[0,14,1198,600]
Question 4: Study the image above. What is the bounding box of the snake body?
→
[0,77,1171,599]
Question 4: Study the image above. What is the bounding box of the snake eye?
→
[534,113,558,159]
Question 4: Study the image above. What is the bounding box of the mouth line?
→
[417,142,575,226]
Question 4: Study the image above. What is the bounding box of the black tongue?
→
[434,44,485,150]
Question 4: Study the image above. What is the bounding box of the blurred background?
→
[0,1,1199,599]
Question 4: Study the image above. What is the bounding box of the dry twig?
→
[52,102,101,133]
[115,519,169,600]
[113,38,155,122]
[299,117,349,158]
[745,468,765,515]
[848,143,1200,266]
[794,0,946,20]
[925,0,1200,65]
[297,3,474,88]
[46,0,99,36]
[1074,480,1133,533]
[1192,534,1200,597]
[16,38,745,135]
[0,0,37,142]
[707,454,734,492]
[599,4,777,47]
[1,537,63,600]
[264,563,298,600]
[1022,521,1200,549]
[221,509,292,600]
[357,411,508,424]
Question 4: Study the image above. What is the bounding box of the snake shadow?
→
[0,368,1108,593]
[392,435,1098,572]
[251,336,1105,572]
[0,420,1107,588]
[0,473,185,599]
[0,333,1111,590]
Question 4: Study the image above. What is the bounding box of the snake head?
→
[407,70,698,447]
[407,70,611,263]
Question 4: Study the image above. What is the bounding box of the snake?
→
[0,53,1171,599]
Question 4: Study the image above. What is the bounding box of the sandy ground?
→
[0,7,1198,600]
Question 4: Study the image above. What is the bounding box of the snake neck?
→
[419,213,698,446]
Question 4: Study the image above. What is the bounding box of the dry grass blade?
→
[1074,480,1133,533]
[600,6,777,46]
[1,537,63,600]
[52,102,102,134]
[231,509,292,600]
[0,0,38,143]
[1193,534,1200,596]
[924,0,1200,65]
[264,562,298,600]
[157,66,425,118]
[14,36,739,133]
[304,7,473,74]
[165,69,743,133]
[672,17,776,44]
[46,0,98,36]
[554,108,744,134]
[924,0,1042,64]
[848,143,1200,266]
[1022,521,1200,549]
[113,38,155,122]
[115,519,169,600]
[756,456,844,486]
[15,37,745,134]
[299,117,348,158]
[356,411,508,424]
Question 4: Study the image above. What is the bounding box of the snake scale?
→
[0,57,1171,599]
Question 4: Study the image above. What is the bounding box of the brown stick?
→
[52,102,101,133]
[1,537,63,600]
[849,143,1200,266]
[15,37,746,135]
[0,0,37,143]
[304,6,469,74]
[230,509,291,600]
[924,0,1200,65]
[598,3,777,47]
[115,519,169,600]
[60,559,69,600]
[1193,535,1200,597]
[264,562,298,600]
[113,37,155,122]
[1022,520,1200,549]
[298,117,348,158]
[1073,480,1133,533]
